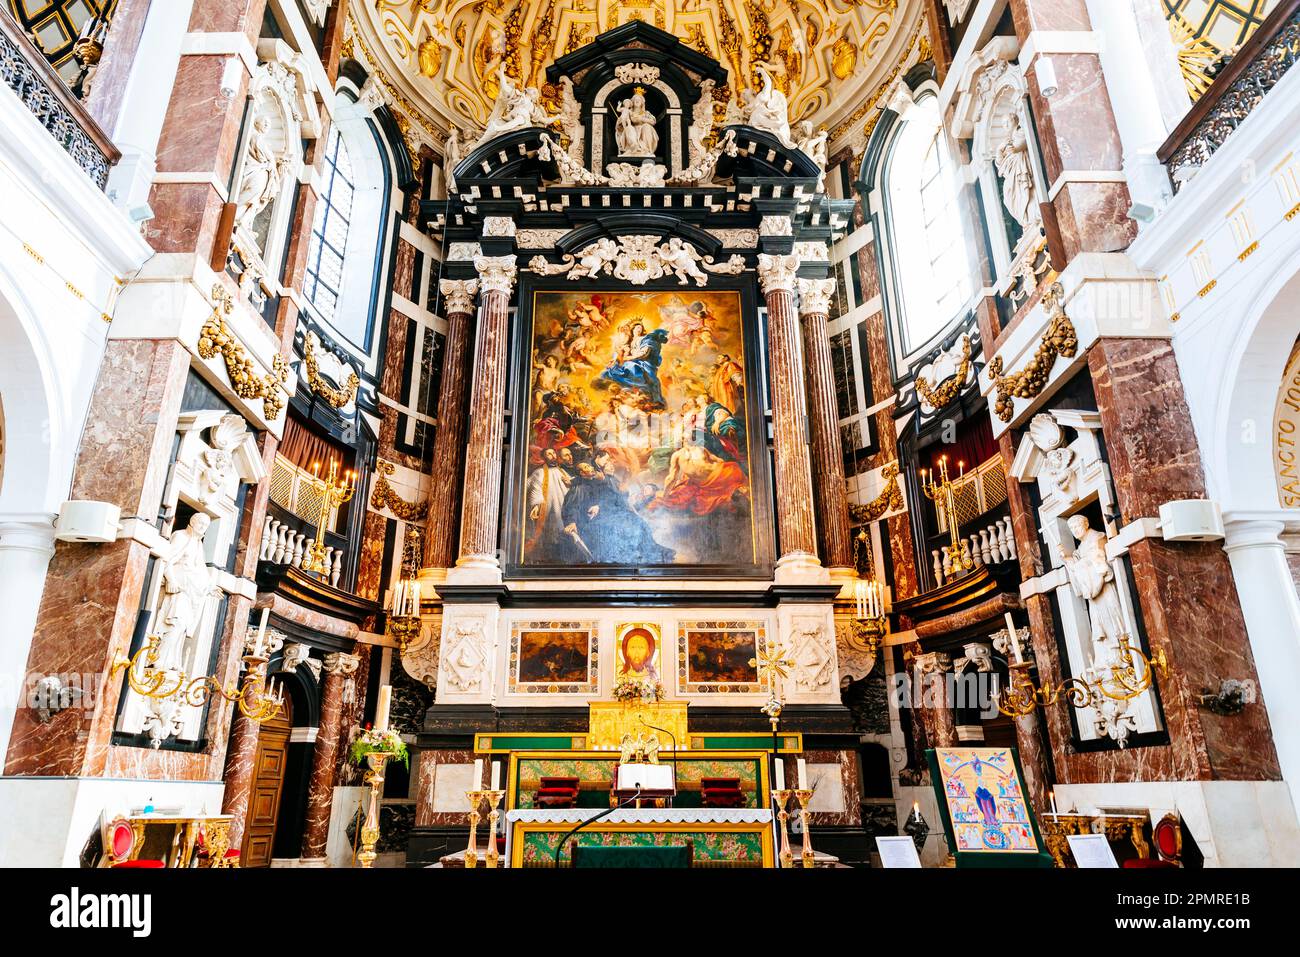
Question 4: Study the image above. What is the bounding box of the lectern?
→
[612,763,675,807]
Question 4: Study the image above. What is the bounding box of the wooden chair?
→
[1121,813,1181,869]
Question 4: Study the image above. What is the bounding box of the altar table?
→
[505,807,774,867]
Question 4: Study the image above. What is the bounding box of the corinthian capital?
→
[473,254,518,296]
[756,253,801,295]
[796,278,836,317]
[912,651,952,676]
[321,651,360,676]
[439,278,480,316]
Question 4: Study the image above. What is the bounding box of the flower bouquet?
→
[349,724,409,769]
[612,676,665,704]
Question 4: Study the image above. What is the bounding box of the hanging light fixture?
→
[387,526,424,653]
[852,528,888,653]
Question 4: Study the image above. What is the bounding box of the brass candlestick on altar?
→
[771,789,794,868]
[483,789,506,868]
[793,788,816,868]
[464,790,487,868]
[302,459,356,576]
[357,750,396,869]
[920,455,972,573]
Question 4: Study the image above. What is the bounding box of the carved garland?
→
[197,284,289,421]
[850,463,904,523]
[303,333,361,409]
[987,283,1078,422]
[369,461,429,522]
[914,336,972,412]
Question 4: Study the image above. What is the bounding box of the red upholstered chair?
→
[102,817,164,869]
[536,776,580,809]
[193,826,241,868]
[1121,814,1182,869]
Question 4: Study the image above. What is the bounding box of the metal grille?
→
[268,453,338,531]
[269,456,295,510]
[936,456,1008,532]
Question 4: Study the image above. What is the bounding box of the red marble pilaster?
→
[423,281,478,570]
[798,281,854,570]
[300,651,359,862]
[456,258,516,570]
[914,651,956,749]
[758,255,820,566]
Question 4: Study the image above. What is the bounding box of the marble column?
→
[0,517,57,764]
[758,254,823,581]
[1222,516,1300,821]
[421,279,479,574]
[452,257,516,582]
[797,277,854,573]
[299,651,359,865]
[913,651,956,749]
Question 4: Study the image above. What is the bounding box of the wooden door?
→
[241,697,292,867]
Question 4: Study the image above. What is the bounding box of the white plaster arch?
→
[0,266,67,517]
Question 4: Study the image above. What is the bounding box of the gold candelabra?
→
[771,788,794,868]
[463,790,488,868]
[302,459,356,576]
[920,455,972,573]
[998,637,1169,717]
[793,788,816,868]
[357,749,397,868]
[483,789,506,868]
[111,637,284,723]
[852,528,888,654]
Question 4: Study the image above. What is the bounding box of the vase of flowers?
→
[349,724,409,769]
[612,676,665,705]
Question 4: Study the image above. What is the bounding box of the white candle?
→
[797,758,808,790]
[774,760,785,790]
[252,607,269,657]
[912,801,920,819]
[374,685,391,733]
[411,582,421,617]
[473,758,483,787]
[490,760,501,790]
[1050,789,1059,816]
[1005,612,1023,664]
[392,580,404,616]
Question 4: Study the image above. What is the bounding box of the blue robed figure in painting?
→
[600,322,670,407]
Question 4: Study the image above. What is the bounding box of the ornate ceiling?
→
[350,0,926,152]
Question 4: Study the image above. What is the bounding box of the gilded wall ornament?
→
[197,285,289,421]
[914,334,972,413]
[850,463,904,523]
[303,331,360,410]
[987,283,1078,422]
[370,461,429,522]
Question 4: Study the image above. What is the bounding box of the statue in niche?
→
[1062,515,1127,666]
[234,115,287,234]
[153,513,214,673]
[614,87,659,157]
[994,111,1036,229]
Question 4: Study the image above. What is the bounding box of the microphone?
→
[640,719,678,806]
[552,787,642,868]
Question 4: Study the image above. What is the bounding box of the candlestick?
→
[794,788,816,867]
[771,789,794,867]
[483,789,506,868]
[374,685,391,734]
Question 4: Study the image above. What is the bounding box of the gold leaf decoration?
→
[986,283,1079,423]
[850,462,904,523]
[370,460,430,522]
[196,284,288,421]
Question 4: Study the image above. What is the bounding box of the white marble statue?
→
[793,120,829,189]
[443,125,464,193]
[995,111,1036,228]
[745,64,793,148]
[1062,515,1127,665]
[658,237,709,286]
[558,76,584,162]
[480,67,559,144]
[614,88,659,157]
[688,78,716,165]
[154,513,214,673]
[234,116,286,233]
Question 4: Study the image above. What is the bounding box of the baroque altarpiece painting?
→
[506,285,774,578]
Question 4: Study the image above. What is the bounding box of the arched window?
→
[304,98,389,349]
[883,94,974,353]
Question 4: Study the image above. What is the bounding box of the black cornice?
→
[433,583,840,607]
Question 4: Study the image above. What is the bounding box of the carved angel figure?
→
[744,64,794,148]
[658,237,710,287]
[567,238,619,280]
